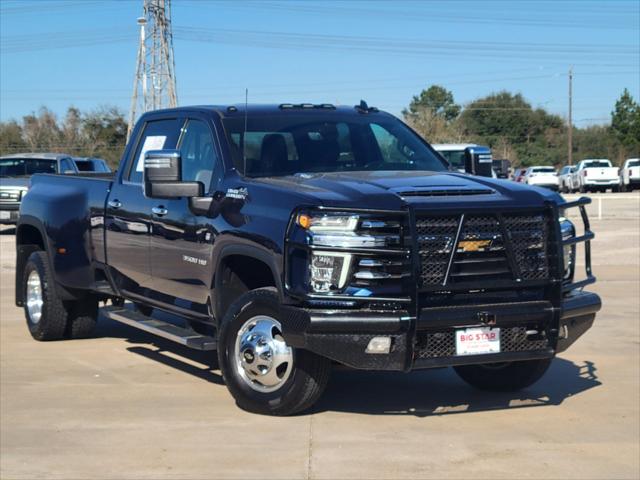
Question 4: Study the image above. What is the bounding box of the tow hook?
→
[477,311,497,326]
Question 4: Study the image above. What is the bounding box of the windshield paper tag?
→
[136,135,167,172]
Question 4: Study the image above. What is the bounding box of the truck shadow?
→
[315,359,600,417]
[94,313,600,416]
[93,314,224,386]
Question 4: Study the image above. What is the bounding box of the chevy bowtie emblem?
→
[457,239,492,252]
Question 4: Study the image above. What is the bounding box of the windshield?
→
[583,160,611,168]
[221,113,447,177]
[435,150,466,170]
[0,158,57,176]
[628,160,639,168]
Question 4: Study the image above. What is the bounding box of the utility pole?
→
[567,67,573,165]
[127,0,178,140]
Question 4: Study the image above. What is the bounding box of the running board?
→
[101,306,217,351]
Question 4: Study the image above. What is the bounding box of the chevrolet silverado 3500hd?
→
[15,104,601,415]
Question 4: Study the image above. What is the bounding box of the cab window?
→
[178,119,219,193]
[128,118,184,183]
[60,158,75,173]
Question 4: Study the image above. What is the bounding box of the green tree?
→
[82,106,127,168]
[403,85,461,121]
[459,91,565,166]
[404,107,464,144]
[0,120,26,156]
[61,106,85,149]
[611,88,640,153]
[21,107,62,152]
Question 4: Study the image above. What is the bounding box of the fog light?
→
[365,336,391,354]
[309,252,352,293]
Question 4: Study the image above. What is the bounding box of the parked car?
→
[15,103,600,416]
[573,159,620,193]
[523,166,558,190]
[0,153,77,224]
[558,165,577,193]
[431,143,478,173]
[492,159,511,179]
[432,143,497,177]
[512,168,527,183]
[73,157,112,173]
[619,158,640,191]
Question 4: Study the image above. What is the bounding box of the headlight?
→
[296,213,400,249]
[309,252,353,293]
[559,217,576,280]
[293,211,404,294]
[298,213,359,232]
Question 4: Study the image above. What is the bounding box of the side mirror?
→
[464,146,493,177]
[143,149,203,199]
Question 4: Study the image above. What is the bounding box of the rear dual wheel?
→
[23,251,98,341]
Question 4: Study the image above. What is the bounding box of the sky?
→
[1,0,639,126]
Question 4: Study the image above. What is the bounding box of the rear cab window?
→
[583,160,612,168]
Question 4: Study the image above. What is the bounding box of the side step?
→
[101,306,217,351]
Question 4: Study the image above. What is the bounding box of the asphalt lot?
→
[1,192,639,479]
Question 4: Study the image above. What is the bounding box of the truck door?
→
[105,117,184,296]
[148,116,221,308]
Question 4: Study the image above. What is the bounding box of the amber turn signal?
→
[297,214,311,229]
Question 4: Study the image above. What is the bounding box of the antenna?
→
[243,88,248,176]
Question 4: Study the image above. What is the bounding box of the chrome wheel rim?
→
[26,270,43,324]
[234,315,293,393]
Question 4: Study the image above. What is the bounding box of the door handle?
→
[108,199,122,209]
[152,206,168,216]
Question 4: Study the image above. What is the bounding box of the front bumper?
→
[281,291,601,371]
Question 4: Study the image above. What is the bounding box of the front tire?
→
[218,288,331,416]
[453,358,552,392]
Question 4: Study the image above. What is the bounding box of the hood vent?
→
[399,188,494,197]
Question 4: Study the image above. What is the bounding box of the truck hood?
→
[253,171,563,211]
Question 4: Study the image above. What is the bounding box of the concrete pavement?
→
[1,195,638,479]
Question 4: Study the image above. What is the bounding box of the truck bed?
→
[19,173,114,289]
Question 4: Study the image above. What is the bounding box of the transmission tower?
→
[127,0,178,139]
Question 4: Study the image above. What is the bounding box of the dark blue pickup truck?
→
[15,103,601,415]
